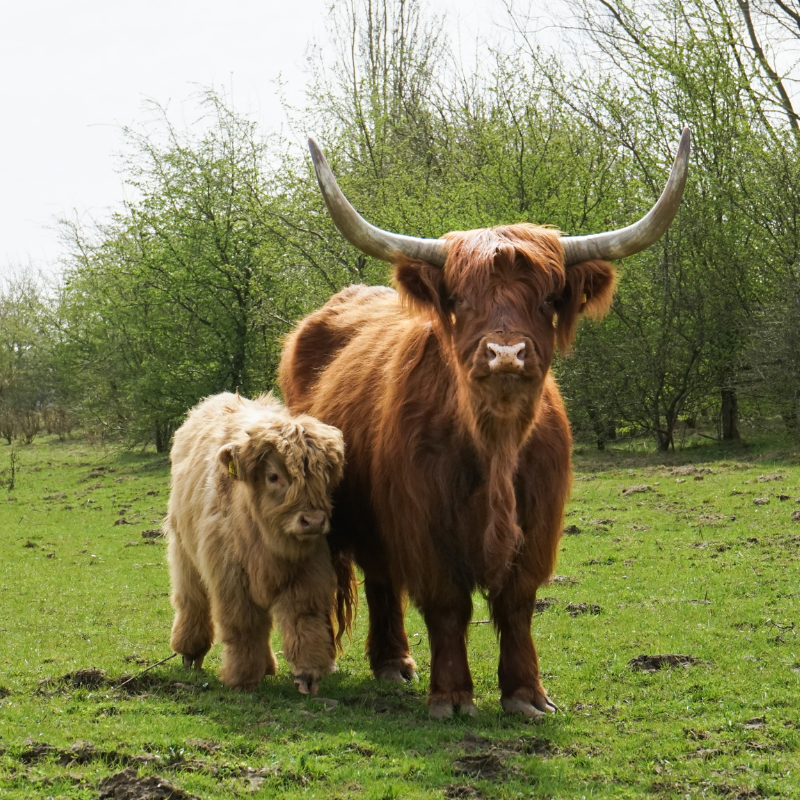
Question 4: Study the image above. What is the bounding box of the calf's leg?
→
[490,589,557,718]
[422,589,476,718]
[273,553,338,695]
[168,534,214,669]
[213,569,276,690]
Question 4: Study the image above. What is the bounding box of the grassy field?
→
[1,434,799,799]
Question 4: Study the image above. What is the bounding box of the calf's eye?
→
[268,473,280,484]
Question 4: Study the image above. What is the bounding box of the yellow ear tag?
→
[228,461,238,477]
[582,293,588,304]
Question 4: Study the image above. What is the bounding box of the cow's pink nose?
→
[486,341,526,371]
[297,510,327,535]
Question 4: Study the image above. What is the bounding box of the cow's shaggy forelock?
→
[442,224,565,299]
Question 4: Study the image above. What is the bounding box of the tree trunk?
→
[154,421,172,454]
[781,396,800,438]
[721,386,740,441]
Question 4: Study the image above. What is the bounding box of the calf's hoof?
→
[181,655,205,670]
[232,681,260,692]
[293,673,320,695]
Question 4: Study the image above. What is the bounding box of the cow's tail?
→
[333,550,358,652]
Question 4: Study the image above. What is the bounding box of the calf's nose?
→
[486,341,526,372]
[297,510,327,535]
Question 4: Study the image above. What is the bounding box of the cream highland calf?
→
[165,392,352,694]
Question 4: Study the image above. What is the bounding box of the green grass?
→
[1,434,799,798]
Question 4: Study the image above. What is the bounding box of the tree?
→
[506,0,788,447]
[58,92,301,449]
[0,269,60,431]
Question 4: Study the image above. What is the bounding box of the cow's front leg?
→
[423,591,476,718]
[364,576,417,682]
[490,590,557,718]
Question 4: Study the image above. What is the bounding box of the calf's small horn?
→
[307,136,450,268]
[560,127,691,265]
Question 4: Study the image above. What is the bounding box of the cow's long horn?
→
[308,137,450,268]
[561,128,691,266]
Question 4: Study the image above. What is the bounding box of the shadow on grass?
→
[24,659,572,797]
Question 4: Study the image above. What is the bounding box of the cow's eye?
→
[268,473,280,484]
[541,295,556,313]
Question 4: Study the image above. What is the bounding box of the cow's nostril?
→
[299,511,326,531]
[486,342,526,367]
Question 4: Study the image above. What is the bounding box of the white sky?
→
[0,0,504,278]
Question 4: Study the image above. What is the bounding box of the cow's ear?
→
[554,259,617,351]
[394,256,450,319]
[321,428,346,488]
[217,443,243,480]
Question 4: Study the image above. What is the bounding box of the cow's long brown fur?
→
[279,224,616,713]
[165,392,354,693]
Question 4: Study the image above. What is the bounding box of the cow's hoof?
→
[536,697,559,714]
[429,700,455,719]
[375,662,418,683]
[293,673,320,695]
[428,700,477,719]
[182,655,205,670]
[502,696,547,718]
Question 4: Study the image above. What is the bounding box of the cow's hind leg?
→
[168,534,214,670]
[491,590,557,718]
[423,589,476,719]
[364,576,417,682]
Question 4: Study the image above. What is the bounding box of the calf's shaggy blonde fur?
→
[165,392,349,693]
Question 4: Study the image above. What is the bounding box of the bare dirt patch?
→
[37,667,192,697]
[453,753,506,779]
[670,466,714,477]
[99,768,199,799]
[628,654,702,672]
[534,597,559,613]
[547,574,577,585]
[622,484,653,496]
[444,785,484,799]
[566,602,601,617]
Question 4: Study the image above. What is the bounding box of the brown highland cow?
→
[165,392,353,694]
[279,131,690,717]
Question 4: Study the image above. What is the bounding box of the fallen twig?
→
[116,652,178,690]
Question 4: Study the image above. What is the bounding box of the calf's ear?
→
[554,259,617,351]
[394,257,450,320]
[217,443,243,480]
